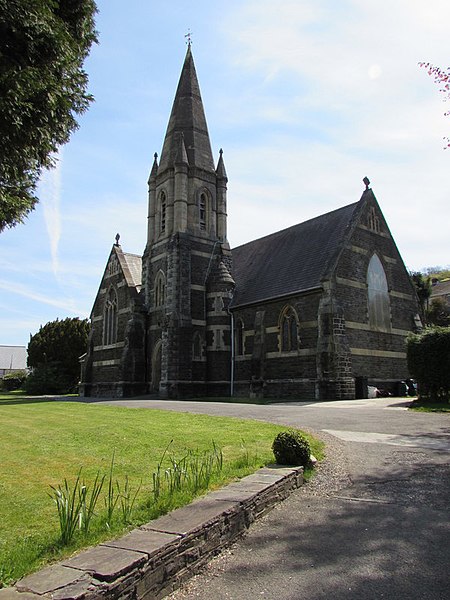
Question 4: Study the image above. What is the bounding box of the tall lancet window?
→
[367,254,390,331]
[160,191,167,234]
[199,192,207,230]
[104,287,118,345]
[154,271,166,307]
[234,319,244,356]
[280,306,299,352]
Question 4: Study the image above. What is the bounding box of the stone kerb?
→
[1,465,304,600]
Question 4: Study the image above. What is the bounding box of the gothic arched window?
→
[367,254,390,330]
[234,319,244,356]
[104,287,118,345]
[193,332,203,359]
[279,306,299,352]
[154,271,166,307]
[199,192,207,231]
[160,191,167,234]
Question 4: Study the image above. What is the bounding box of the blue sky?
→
[1,0,449,347]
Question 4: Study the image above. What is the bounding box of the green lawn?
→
[409,399,450,412]
[0,394,323,586]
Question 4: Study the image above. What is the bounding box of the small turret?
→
[216,149,228,244]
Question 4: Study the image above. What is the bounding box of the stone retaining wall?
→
[1,465,304,600]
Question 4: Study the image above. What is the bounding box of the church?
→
[79,46,421,401]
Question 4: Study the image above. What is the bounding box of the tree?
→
[407,327,450,403]
[27,317,90,393]
[0,0,97,231]
[410,271,432,324]
[427,297,450,327]
[419,63,450,148]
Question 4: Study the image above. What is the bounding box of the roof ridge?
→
[232,201,359,252]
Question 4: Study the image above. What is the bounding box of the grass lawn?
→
[0,393,323,586]
[409,399,450,412]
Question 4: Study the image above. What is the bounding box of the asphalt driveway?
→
[89,397,450,599]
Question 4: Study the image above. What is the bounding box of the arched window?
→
[367,254,390,330]
[279,307,299,352]
[104,287,118,345]
[160,191,167,234]
[154,271,166,307]
[193,332,203,359]
[199,192,207,231]
[234,319,244,356]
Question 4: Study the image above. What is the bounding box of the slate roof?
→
[0,345,27,371]
[430,280,450,300]
[159,45,215,174]
[231,202,359,307]
[119,252,142,289]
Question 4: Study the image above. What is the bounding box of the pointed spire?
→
[148,152,158,183]
[175,132,189,165]
[159,46,215,173]
[216,148,227,180]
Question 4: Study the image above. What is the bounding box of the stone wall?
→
[8,465,304,600]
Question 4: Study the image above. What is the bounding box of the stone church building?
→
[80,46,420,400]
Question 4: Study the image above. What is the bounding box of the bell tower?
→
[142,45,233,398]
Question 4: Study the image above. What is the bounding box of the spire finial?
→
[154,152,158,160]
[363,176,370,190]
[185,29,192,47]
[115,233,120,246]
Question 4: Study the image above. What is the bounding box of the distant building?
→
[80,46,421,400]
[430,279,450,306]
[0,345,27,378]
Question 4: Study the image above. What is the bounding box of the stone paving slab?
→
[147,498,239,535]
[103,528,181,554]
[62,544,147,582]
[16,564,86,595]
[0,590,41,600]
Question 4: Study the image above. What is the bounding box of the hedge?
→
[407,327,450,402]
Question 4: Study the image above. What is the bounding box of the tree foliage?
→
[0,0,97,231]
[27,317,90,393]
[407,327,450,403]
[419,62,450,148]
[427,297,450,327]
[410,271,432,322]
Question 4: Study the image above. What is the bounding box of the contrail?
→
[39,150,63,277]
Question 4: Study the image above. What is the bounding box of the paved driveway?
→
[90,397,450,599]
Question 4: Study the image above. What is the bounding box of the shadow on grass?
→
[0,392,75,406]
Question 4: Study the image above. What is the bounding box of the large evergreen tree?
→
[0,0,97,231]
[27,317,90,393]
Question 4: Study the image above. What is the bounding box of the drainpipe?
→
[230,309,235,397]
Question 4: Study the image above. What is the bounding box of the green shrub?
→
[407,327,450,402]
[24,365,71,395]
[2,370,27,391]
[272,430,311,467]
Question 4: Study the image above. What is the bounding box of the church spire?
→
[158,45,215,174]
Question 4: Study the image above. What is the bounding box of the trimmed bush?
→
[2,370,27,391]
[407,327,450,402]
[272,430,311,467]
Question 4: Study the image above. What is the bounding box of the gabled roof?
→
[231,201,359,307]
[431,280,450,300]
[0,345,27,371]
[117,250,142,289]
[158,46,215,173]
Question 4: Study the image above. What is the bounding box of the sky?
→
[1,0,449,347]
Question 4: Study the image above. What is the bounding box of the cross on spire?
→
[185,29,192,46]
